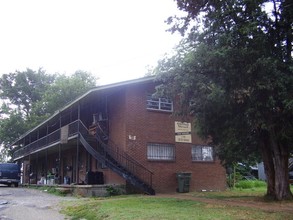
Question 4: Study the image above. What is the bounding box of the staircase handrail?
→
[78,120,153,186]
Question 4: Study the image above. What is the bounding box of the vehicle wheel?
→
[7,184,11,187]
[14,183,19,187]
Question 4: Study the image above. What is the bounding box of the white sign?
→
[175,121,192,143]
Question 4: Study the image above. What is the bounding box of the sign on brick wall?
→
[175,121,192,143]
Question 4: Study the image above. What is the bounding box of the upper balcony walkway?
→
[13,120,80,160]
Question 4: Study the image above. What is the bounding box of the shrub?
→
[106,185,121,196]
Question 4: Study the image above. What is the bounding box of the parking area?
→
[0,185,77,220]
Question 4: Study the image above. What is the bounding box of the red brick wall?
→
[108,89,127,151]
[94,89,128,185]
[118,82,227,193]
[21,79,226,193]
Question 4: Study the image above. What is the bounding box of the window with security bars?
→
[147,143,175,161]
[146,94,173,112]
[192,145,214,162]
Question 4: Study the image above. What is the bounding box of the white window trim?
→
[146,95,173,112]
[192,145,214,162]
[147,143,175,161]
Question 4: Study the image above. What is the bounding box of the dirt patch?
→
[156,193,293,214]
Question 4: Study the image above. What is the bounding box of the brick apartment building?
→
[12,76,226,194]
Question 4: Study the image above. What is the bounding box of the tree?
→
[155,0,293,200]
[34,70,97,115]
[0,109,28,154]
[0,68,55,117]
[0,68,55,159]
[0,69,98,160]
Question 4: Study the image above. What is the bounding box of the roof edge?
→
[11,76,156,146]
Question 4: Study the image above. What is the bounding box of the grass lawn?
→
[61,184,293,220]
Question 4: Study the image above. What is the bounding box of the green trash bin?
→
[176,172,191,193]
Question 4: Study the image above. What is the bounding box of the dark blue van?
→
[0,163,21,187]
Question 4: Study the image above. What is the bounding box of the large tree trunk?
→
[260,129,292,200]
[259,134,275,197]
[269,130,292,200]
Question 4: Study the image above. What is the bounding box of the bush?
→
[106,185,121,196]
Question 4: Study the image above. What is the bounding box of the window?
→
[146,94,173,112]
[192,145,214,162]
[147,143,175,161]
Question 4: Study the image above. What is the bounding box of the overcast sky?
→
[0,0,183,85]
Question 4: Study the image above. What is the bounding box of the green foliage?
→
[158,0,293,158]
[226,163,257,188]
[0,110,28,144]
[37,70,97,115]
[0,68,54,116]
[155,0,293,200]
[0,68,54,158]
[235,180,267,189]
[0,69,97,159]
[227,172,243,188]
[106,185,121,196]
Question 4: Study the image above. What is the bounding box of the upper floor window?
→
[192,145,214,162]
[146,94,173,112]
[147,143,175,161]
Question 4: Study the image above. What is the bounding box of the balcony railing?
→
[13,120,80,159]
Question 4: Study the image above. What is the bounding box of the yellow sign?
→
[175,121,192,143]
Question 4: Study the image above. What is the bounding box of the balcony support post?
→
[76,138,80,184]
[58,144,61,184]
[28,154,31,185]
[45,149,48,184]
[76,103,80,184]
[36,152,38,184]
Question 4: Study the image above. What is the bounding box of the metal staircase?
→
[78,120,155,195]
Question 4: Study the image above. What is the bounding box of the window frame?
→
[146,94,173,112]
[147,143,175,161]
[191,145,214,162]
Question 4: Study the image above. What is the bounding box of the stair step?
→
[80,133,155,195]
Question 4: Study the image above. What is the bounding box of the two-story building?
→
[12,76,226,194]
